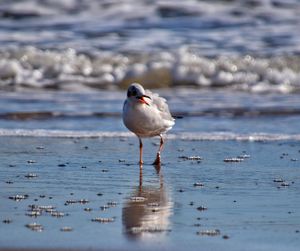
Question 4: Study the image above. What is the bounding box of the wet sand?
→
[0,136,299,251]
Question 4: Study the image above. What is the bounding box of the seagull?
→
[123,83,175,166]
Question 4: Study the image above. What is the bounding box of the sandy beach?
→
[1,136,299,251]
[1,0,300,250]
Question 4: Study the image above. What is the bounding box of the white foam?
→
[1,47,300,93]
[1,128,300,141]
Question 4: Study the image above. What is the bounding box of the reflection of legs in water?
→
[153,135,164,165]
[139,168,143,188]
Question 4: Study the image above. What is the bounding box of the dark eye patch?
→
[127,87,137,97]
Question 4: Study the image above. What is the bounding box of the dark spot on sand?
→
[296,230,299,233]
[81,166,87,168]
[9,164,16,167]
[119,159,125,162]
[3,219,12,224]
[222,235,230,239]
[84,208,92,212]
[84,146,89,149]
[5,180,13,184]
[102,169,108,172]
[197,206,208,211]
[194,223,201,227]
[178,189,185,193]
[27,160,36,164]
[97,193,103,196]
[39,195,45,198]
[58,164,66,167]
[190,202,194,206]
[233,200,237,203]
[100,205,110,211]
[193,182,204,187]
[36,146,44,150]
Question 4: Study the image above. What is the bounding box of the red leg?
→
[153,135,164,165]
[139,137,143,166]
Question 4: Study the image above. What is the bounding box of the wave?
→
[1,47,300,93]
[1,106,300,121]
[1,128,300,141]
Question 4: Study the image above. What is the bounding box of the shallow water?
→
[0,137,299,251]
[0,89,300,139]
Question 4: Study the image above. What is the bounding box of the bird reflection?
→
[122,165,172,240]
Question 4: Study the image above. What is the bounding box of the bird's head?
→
[127,83,151,106]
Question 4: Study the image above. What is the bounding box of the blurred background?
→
[0,0,300,136]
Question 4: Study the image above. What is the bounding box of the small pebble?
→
[130,196,146,202]
[51,212,65,218]
[237,154,250,159]
[179,156,203,161]
[25,222,43,232]
[60,226,73,232]
[107,201,117,206]
[273,178,284,183]
[281,182,290,187]
[9,194,29,201]
[197,206,208,211]
[224,158,243,163]
[24,173,38,178]
[91,217,115,223]
[26,211,41,217]
[197,229,220,236]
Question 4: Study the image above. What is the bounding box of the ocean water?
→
[0,0,300,92]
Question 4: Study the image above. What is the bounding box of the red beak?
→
[137,95,151,106]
